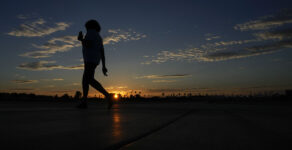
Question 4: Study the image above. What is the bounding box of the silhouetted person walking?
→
[77,20,113,109]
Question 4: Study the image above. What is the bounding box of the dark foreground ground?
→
[0,100,291,150]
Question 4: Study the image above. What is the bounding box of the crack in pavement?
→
[104,109,195,150]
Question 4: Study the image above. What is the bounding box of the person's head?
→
[85,20,101,32]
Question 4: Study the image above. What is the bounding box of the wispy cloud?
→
[20,29,146,58]
[143,10,292,64]
[152,80,176,83]
[17,13,39,20]
[205,33,221,41]
[136,74,191,79]
[246,40,292,51]
[117,86,127,89]
[254,29,292,40]
[9,88,34,91]
[103,29,146,45]
[17,61,83,71]
[71,83,80,86]
[144,39,292,63]
[41,78,64,82]
[7,18,70,37]
[52,78,64,81]
[202,41,291,62]
[142,48,206,64]
[106,86,128,90]
[11,79,38,84]
[203,39,260,48]
[234,10,292,31]
[20,36,80,58]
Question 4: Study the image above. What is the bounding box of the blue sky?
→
[1,0,292,96]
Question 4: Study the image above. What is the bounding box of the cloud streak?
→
[52,78,64,81]
[206,39,260,47]
[202,42,290,62]
[21,29,146,58]
[136,74,191,79]
[20,36,80,58]
[254,29,292,40]
[7,18,70,37]
[9,88,35,91]
[152,80,176,83]
[143,10,292,64]
[234,10,292,31]
[17,61,83,71]
[205,33,220,41]
[144,39,292,63]
[12,79,38,84]
[142,48,206,64]
[104,29,147,45]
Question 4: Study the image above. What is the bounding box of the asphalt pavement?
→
[0,101,291,150]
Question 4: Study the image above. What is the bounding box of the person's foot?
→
[76,102,87,109]
[107,93,114,109]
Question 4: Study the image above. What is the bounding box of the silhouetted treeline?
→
[119,93,291,104]
[0,90,291,104]
[0,92,80,102]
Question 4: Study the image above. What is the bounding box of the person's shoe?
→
[107,93,114,109]
[76,102,87,109]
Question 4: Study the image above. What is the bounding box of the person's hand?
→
[78,31,83,41]
[102,66,108,76]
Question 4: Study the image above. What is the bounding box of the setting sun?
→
[114,94,118,99]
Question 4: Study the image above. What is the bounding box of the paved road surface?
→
[0,101,291,150]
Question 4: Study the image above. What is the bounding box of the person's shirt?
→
[82,29,103,65]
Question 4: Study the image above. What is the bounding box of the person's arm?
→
[101,44,108,76]
[78,31,84,42]
[78,31,92,48]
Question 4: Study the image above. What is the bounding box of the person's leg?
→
[89,77,113,109]
[81,63,91,103]
[86,63,110,97]
[82,72,89,99]
[90,79,109,97]
[77,63,91,108]
[81,63,113,109]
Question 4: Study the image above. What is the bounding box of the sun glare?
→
[114,94,118,99]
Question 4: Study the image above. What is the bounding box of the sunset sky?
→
[1,0,292,97]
